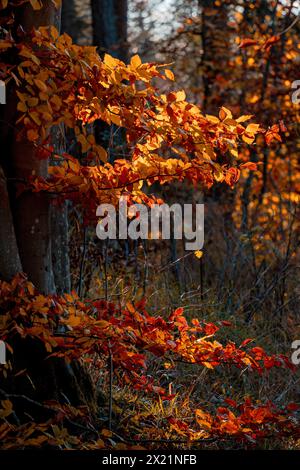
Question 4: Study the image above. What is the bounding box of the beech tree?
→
[0,0,299,450]
[0,1,61,292]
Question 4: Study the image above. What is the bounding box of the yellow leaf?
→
[213,165,224,182]
[30,112,41,125]
[17,102,27,112]
[27,97,39,107]
[49,25,59,39]
[165,69,175,81]
[27,283,35,295]
[248,94,259,104]
[175,90,186,101]
[0,40,12,50]
[94,320,110,328]
[110,113,122,126]
[203,361,214,369]
[95,145,107,163]
[130,54,142,68]
[229,147,239,158]
[245,123,260,134]
[87,134,95,145]
[236,115,253,123]
[34,79,47,92]
[104,54,119,68]
[67,315,82,327]
[77,134,91,153]
[242,134,255,144]
[194,250,203,259]
[68,159,80,173]
[205,114,220,124]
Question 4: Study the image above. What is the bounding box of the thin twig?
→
[78,226,87,298]
[108,343,113,431]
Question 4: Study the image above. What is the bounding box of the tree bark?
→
[51,201,71,294]
[10,1,61,294]
[0,166,22,280]
[49,125,71,294]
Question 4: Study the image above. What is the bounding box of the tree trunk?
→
[91,0,128,164]
[51,201,71,294]
[0,166,22,280]
[1,2,97,417]
[91,0,128,61]
[49,124,71,294]
[61,0,78,42]
[10,1,61,294]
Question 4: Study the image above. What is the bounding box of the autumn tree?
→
[0,0,97,413]
[0,0,299,449]
[0,1,61,292]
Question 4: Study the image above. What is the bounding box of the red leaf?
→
[240,338,253,348]
[239,39,258,48]
[287,403,299,411]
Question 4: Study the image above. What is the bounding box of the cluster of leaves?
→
[0,275,299,448]
[164,398,300,444]
[0,399,105,450]
[0,394,299,449]
[0,22,269,216]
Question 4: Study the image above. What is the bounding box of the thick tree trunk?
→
[0,166,22,280]
[18,0,61,31]
[11,144,55,294]
[10,1,61,294]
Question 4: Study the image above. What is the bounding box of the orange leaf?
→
[165,69,175,81]
[240,162,257,171]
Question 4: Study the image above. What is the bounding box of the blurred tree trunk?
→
[61,0,78,42]
[91,0,128,61]
[199,0,231,209]
[91,0,128,162]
